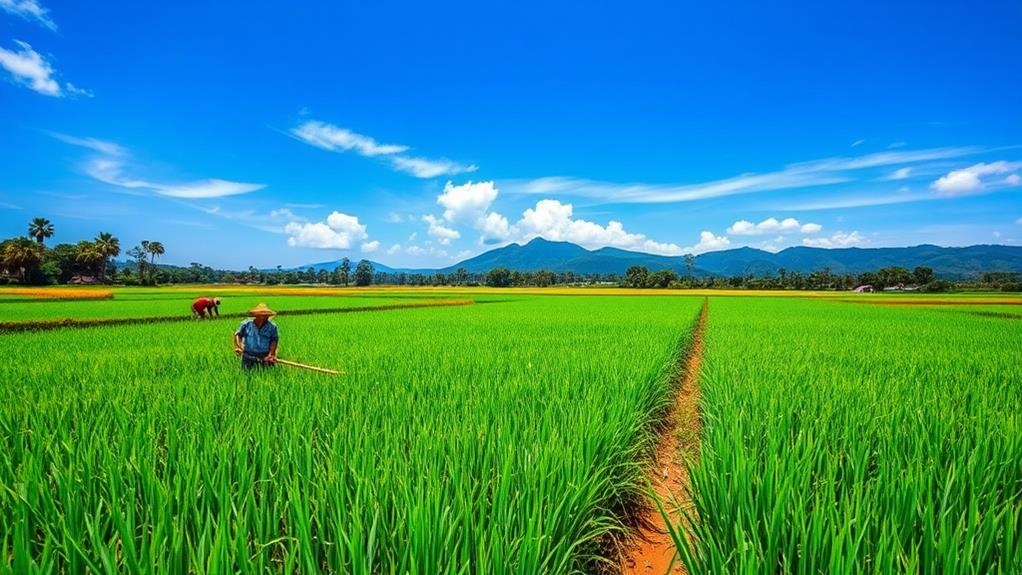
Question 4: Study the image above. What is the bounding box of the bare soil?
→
[619,299,707,575]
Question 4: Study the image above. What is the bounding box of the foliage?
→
[669,298,1022,573]
[0,294,703,572]
[354,259,374,287]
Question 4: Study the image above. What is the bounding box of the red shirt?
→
[192,297,216,312]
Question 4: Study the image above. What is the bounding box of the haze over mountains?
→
[299,238,1022,280]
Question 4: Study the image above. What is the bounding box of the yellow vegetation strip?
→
[0,299,474,334]
[620,298,707,575]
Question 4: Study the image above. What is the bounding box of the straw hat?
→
[213,297,221,305]
[247,303,277,317]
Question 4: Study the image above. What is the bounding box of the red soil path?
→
[619,299,707,575]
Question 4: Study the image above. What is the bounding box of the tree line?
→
[3,217,1019,291]
[1,218,165,285]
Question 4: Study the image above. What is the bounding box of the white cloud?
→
[290,121,407,156]
[285,211,368,249]
[405,244,447,258]
[50,133,124,156]
[290,119,476,178]
[437,181,499,223]
[361,240,380,253]
[1006,174,1021,186]
[390,156,477,178]
[478,211,512,243]
[384,212,412,223]
[726,217,819,236]
[455,249,472,259]
[85,157,264,198]
[269,208,301,221]
[56,134,265,199]
[727,217,802,236]
[0,0,56,30]
[387,243,401,255]
[515,199,687,255]
[423,214,460,244]
[931,161,1022,196]
[888,167,912,180]
[0,40,59,95]
[802,231,864,248]
[156,179,264,199]
[851,139,865,147]
[502,147,982,204]
[683,231,731,255]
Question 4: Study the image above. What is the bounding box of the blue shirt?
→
[236,319,279,354]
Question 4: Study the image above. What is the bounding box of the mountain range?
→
[298,238,1022,280]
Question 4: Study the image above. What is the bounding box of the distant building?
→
[853,284,873,293]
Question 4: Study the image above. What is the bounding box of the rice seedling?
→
[0,294,703,573]
[668,297,1022,574]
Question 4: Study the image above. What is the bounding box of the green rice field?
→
[1,288,1020,574]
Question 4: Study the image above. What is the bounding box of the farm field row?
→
[0,293,470,324]
[0,295,704,573]
[673,298,1022,573]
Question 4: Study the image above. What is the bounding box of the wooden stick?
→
[275,358,342,375]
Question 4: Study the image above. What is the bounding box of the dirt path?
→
[620,299,707,575]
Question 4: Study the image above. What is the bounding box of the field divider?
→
[0,298,475,334]
[620,297,707,575]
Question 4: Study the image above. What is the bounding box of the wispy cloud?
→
[0,199,23,210]
[390,156,476,178]
[55,134,266,199]
[289,119,477,179]
[851,139,865,147]
[290,121,407,156]
[502,147,982,205]
[0,0,56,31]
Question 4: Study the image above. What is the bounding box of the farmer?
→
[234,303,279,369]
[191,296,221,319]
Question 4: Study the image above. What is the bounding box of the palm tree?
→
[75,241,105,279]
[94,232,120,283]
[28,218,54,245]
[145,241,165,284]
[2,237,44,282]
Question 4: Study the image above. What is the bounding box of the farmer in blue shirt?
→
[234,303,279,369]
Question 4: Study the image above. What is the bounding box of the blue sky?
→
[1,1,1020,269]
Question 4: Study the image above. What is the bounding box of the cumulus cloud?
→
[682,231,731,255]
[361,240,380,253]
[802,231,864,248]
[290,119,476,178]
[931,161,1022,196]
[423,214,460,244]
[285,211,368,249]
[0,0,56,30]
[387,244,401,255]
[514,199,687,255]
[726,217,821,236]
[437,181,499,223]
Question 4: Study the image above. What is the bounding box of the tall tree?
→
[74,241,105,279]
[1,237,44,282]
[354,259,374,286]
[28,217,54,245]
[684,254,695,278]
[144,241,165,284]
[340,257,351,286]
[94,232,120,283]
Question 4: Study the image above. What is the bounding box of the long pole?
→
[239,352,342,375]
[275,358,342,375]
